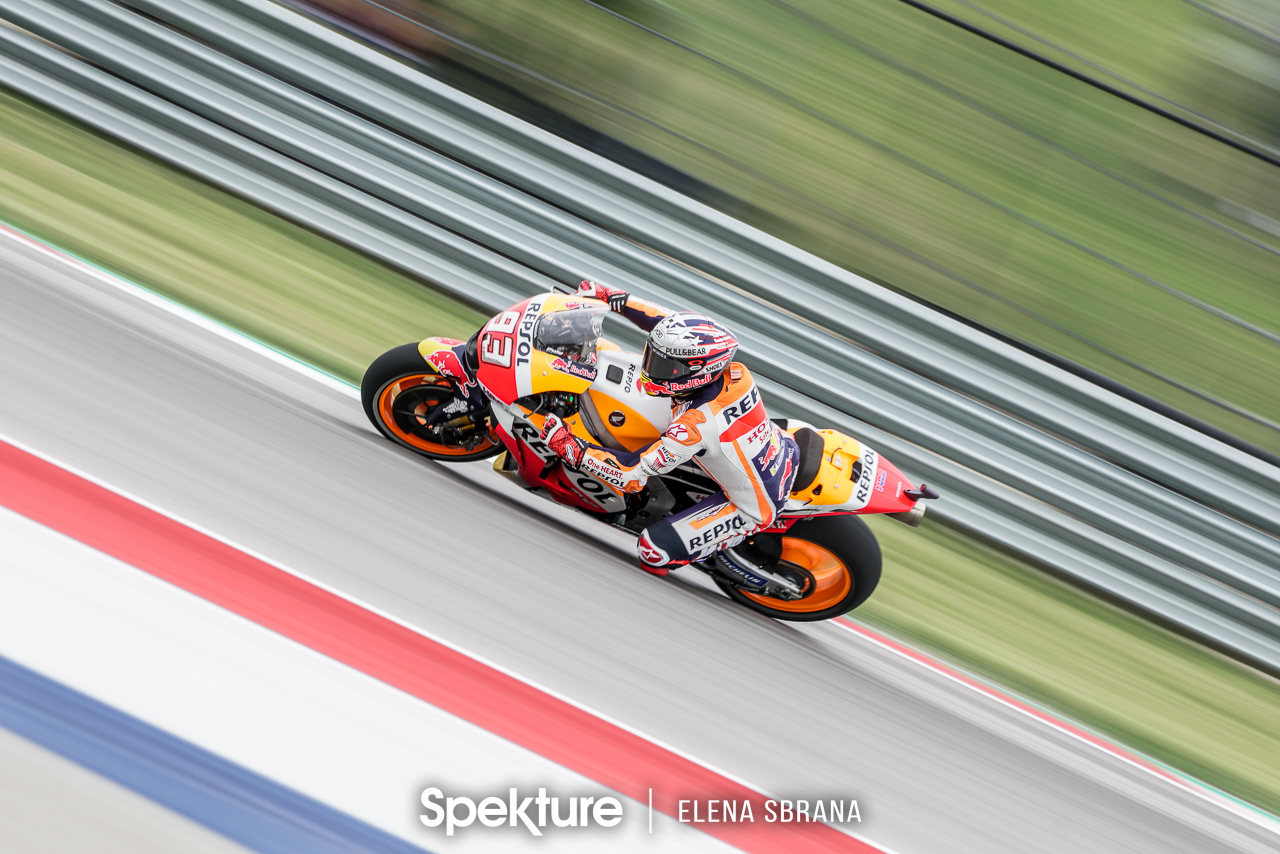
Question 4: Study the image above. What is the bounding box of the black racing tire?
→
[361,342,502,461]
[716,515,882,622]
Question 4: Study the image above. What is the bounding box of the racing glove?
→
[576,280,630,314]
[540,414,586,468]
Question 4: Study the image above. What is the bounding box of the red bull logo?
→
[548,356,597,381]
[758,436,779,469]
[426,347,474,393]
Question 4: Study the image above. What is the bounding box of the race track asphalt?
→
[1,235,1275,854]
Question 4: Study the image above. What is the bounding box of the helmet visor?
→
[642,344,699,381]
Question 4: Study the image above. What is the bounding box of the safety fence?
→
[2,0,1279,670]
[294,0,1280,449]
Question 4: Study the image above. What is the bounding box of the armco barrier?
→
[1,0,1278,670]
[123,0,1280,528]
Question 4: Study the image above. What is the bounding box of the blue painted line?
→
[0,654,431,854]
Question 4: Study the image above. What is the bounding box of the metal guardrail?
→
[122,0,1280,527]
[1,0,1279,669]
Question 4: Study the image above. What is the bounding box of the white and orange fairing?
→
[473,293,603,402]
[579,363,794,527]
[780,429,920,519]
[469,293,666,514]
[459,289,922,523]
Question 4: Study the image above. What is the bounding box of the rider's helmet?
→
[639,312,739,396]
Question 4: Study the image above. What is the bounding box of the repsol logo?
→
[513,420,553,458]
[575,475,607,494]
[624,364,635,394]
[585,462,627,489]
[514,300,543,367]
[854,449,878,504]
[689,515,748,549]
[574,474,624,512]
[722,388,760,425]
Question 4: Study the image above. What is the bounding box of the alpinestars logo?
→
[637,531,669,566]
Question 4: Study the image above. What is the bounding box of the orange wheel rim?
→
[740,537,852,613]
[376,374,498,457]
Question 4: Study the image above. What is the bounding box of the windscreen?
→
[532,307,605,365]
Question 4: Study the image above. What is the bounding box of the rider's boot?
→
[636,531,674,576]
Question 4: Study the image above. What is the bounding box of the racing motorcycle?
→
[361,291,938,622]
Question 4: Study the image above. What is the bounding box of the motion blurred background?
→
[291,0,1280,454]
[3,0,1280,831]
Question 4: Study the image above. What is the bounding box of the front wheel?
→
[361,343,503,461]
[716,515,881,622]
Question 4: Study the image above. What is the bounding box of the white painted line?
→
[0,222,893,852]
[0,504,737,852]
[5,219,1278,844]
[0,221,769,800]
[0,222,358,399]
[833,619,1280,837]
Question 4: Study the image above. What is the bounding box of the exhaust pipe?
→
[492,451,528,488]
[888,501,926,527]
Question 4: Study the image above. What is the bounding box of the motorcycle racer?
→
[540,281,800,576]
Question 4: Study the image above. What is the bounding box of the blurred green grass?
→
[860,514,1280,817]
[0,87,485,381]
[426,0,1280,451]
[1,83,1278,816]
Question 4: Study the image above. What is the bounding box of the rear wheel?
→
[361,343,502,461]
[716,515,881,621]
